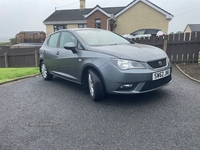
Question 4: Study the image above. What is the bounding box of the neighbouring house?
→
[43,0,173,35]
[184,24,200,33]
[16,31,46,44]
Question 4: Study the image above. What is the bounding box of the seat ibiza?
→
[39,28,172,101]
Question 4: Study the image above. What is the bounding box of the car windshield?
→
[75,29,130,46]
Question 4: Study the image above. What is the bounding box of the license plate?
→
[152,69,170,80]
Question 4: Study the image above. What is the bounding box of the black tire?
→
[88,69,105,101]
[40,61,53,80]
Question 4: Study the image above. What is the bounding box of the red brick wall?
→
[87,10,109,30]
[16,31,46,43]
[20,32,25,43]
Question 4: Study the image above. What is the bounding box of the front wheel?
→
[88,69,105,101]
[40,61,53,80]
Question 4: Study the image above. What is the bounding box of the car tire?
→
[88,69,105,101]
[40,61,53,80]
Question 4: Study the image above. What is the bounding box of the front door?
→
[54,31,83,83]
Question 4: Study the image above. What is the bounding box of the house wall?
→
[87,11,109,30]
[68,24,78,28]
[115,2,170,35]
[46,24,81,35]
[46,25,54,35]
[184,26,191,33]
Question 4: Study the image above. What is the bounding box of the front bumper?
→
[100,62,172,94]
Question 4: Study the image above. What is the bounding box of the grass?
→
[0,67,39,83]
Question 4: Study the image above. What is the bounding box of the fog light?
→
[120,84,133,89]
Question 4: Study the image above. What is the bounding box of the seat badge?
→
[158,61,162,66]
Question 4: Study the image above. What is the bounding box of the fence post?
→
[163,39,168,52]
[4,53,9,68]
[35,51,39,67]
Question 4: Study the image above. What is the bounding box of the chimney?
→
[80,0,85,10]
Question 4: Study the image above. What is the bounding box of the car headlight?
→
[111,59,146,70]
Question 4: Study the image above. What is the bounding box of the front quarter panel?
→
[79,50,112,79]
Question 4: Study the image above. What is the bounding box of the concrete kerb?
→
[0,73,40,85]
[175,63,200,83]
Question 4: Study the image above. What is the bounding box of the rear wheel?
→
[88,69,105,101]
[40,61,53,80]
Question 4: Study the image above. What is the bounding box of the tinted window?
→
[145,29,159,34]
[77,42,84,50]
[132,29,145,35]
[59,32,78,48]
[48,32,60,47]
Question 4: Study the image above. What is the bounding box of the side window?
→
[135,30,145,35]
[131,30,145,36]
[59,32,78,48]
[77,42,84,50]
[48,32,60,47]
[145,29,157,34]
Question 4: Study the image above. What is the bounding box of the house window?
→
[95,19,101,29]
[54,25,67,31]
[78,24,87,28]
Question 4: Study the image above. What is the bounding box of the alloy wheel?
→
[88,73,94,97]
[41,63,47,79]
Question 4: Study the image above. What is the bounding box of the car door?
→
[43,32,61,72]
[54,31,83,83]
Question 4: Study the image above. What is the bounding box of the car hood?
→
[89,43,167,62]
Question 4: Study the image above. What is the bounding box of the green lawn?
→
[0,67,39,83]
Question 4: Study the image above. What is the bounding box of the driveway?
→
[0,66,199,150]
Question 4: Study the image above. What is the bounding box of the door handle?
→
[56,51,59,55]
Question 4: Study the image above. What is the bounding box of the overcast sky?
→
[0,0,200,41]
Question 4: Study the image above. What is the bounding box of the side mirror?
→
[64,42,77,53]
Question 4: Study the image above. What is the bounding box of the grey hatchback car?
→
[39,28,172,101]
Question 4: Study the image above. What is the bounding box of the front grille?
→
[147,58,167,69]
[141,75,171,92]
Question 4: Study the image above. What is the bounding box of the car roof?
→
[48,28,105,36]
[137,28,161,31]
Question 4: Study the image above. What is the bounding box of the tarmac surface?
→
[0,66,200,150]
